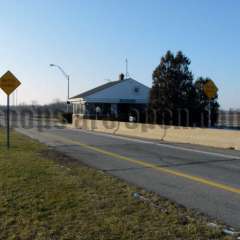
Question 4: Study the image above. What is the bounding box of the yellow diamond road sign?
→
[203,80,218,99]
[0,71,21,95]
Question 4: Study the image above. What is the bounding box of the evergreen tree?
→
[149,51,195,125]
[149,50,220,126]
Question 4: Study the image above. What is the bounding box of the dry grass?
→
[0,129,233,239]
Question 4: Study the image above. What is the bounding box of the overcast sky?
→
[0,0,239,109]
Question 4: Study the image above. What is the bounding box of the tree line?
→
[149,50,219,127]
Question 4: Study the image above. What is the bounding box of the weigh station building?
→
[70,74,150,122]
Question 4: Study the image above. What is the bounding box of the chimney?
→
[119,73,125,81]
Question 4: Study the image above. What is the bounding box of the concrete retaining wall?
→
[72,115,240,150]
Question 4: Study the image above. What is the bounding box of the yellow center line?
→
[44,132,240,195]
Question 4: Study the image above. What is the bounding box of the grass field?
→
[0,129,234,239]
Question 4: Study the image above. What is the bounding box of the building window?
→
[73,103,85,114]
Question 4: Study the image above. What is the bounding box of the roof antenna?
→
[125,58,130,78]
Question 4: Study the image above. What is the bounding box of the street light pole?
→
[65,74,70,113]
[49,64,70,112]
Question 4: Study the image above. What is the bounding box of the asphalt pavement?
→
[15,125,240,228]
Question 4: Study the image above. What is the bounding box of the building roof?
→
[70,79,125,99]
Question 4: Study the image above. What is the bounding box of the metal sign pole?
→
[0,71,21,149]
[7,95,10,149]
[208,100,211,128]
[203,80,218,128]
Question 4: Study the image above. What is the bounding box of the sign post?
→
[203,80,218,128]
[7,95,10,148]
[0,71,21,149]
[208,100,211,128]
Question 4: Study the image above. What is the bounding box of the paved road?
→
[16,126,240,228]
